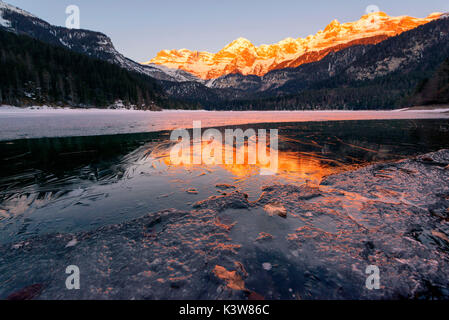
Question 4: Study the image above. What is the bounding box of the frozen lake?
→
[1,118,449,299]
[2,106,449,299]
[1,107,449,141]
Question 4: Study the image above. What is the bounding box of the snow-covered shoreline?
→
[0,105,449,114]
[1,105,449,141]
[2,105,449,114]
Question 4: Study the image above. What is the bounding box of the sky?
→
[5,0,449,62]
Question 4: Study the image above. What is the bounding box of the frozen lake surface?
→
[2,107,449,299]
[1,107,449,141]
[1,120,449,299]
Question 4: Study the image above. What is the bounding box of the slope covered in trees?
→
[179,17,449,110]
[409,58,449,106]
[0,29,196,109]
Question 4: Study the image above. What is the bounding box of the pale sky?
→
[5,0,449,62]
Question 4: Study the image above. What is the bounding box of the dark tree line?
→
[0,29,196,110]
[2,23,448,111]
[409,58,449,106]
[207,63,449,111]
[202,19,449,110]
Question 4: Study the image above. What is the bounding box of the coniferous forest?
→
[1,22,449,111]
[0,29,197,110]
[409,58,449,106]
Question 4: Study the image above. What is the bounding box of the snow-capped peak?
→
[0,1,36,19]
[324,19,341,32]
[222,37,255,53]
[0,0,202,83]
[147,12,442,80]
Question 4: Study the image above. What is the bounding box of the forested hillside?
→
[409,58,449,106]
[0,29,196,109]
[172,17,449,110]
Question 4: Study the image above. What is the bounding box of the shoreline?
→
[397,104,449,112]
[2,104,449,113]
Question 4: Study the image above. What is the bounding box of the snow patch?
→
[262,262,272,271]
[65,238,78,248]
[0,1,35,18]
[0,7,11,27]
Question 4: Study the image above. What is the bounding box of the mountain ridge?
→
[0,1,201,83]
[163,16,449,109]
[1,1,448,110]
[147,11,441,80]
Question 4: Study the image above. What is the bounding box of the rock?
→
[431,230,449,243]
[193,191,251,211]
[186,188,199,194]
[264,202,287,218]
[213,265,246,291]
[259,184,321,203]
[234,261,248,277]
[262,263,272,271]
[297,184,322,200]
[417,149,449,166]
[214,218,236,231]
[255,232,274,241]
[65,238,78,248]
[216,184,236,190]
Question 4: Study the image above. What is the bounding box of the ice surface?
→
[1,107,449,141]
[1,120,449,299]
[1,150,449,299]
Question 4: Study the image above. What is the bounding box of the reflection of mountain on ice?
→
[1,149,449,299]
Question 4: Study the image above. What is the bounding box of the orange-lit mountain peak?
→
[361,11,389,19]
[222,37,254,51]
[427,12,443,19]
[324,19,341,32]
[144,12,442,80]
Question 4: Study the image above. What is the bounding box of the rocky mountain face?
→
[0,1,199,83]
[1,1,448,110]
[0,27,187,110]
[147,12,441,80]
[271,15,449,97]
[164,16,449,109]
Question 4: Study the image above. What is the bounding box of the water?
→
[0,119,448,242]
[1,117,449,299]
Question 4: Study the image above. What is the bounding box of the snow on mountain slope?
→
[0,1,201,83]
[0,11,10,27]
[146,12,441,80]
[0,1,34,19]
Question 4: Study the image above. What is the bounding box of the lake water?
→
[1,117,449,241]
[1,110,449,299]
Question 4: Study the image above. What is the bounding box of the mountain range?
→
[1,0,449,110]
[0,1,199,109]
[0,1,198,83]
[146,12,441,80]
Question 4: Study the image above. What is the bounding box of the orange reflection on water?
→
[149,138,339,184]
